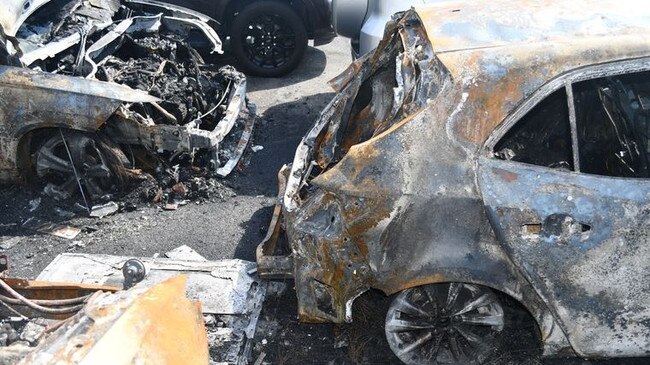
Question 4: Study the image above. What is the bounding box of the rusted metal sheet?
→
[441,38,650,147]
[414,0,650,55]
[414,0,650,146]
[17,276,209,365]
[2,277,118,298]
[0,277,119,320]
[256,165,294,279]
[0,66,159,138]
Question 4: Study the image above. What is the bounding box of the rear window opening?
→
[494,70,650,179]
[494,88,574,170]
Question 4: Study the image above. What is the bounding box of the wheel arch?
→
[15,125,122,182]
[361,268,575,357]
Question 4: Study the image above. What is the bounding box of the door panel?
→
[478,157,650,357]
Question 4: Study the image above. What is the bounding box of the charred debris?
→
[0,248,266,365]
[0,0,257,214]
[0,272,209,365]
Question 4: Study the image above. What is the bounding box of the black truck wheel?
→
[230,1,308,77]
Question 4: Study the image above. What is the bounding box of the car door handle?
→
[521,214,591,239]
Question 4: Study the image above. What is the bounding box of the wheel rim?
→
[241,13,297,70]
[36,133,115,200]
[385,283,504,365]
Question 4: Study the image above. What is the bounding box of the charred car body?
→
[257,0,650,364]
[0,0,254,201]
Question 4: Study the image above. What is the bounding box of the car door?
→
[477,70,650,357]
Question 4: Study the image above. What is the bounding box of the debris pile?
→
[117,165,238,212]
[0,319,47,362]
[0,274,209,365]
[100,36,233,128]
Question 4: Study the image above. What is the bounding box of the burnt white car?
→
[258,0,650,364]
[0,0,254,200]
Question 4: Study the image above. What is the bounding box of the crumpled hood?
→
[0,0,51,37]
[2,0,223,63]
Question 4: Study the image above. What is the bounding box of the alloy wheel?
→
[385,283,504,365]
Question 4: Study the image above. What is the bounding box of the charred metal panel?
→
[478,157,650,357]
[410,0,650,146]
[0,65,158,183]
[258,10,564,339]
[17,276,209,365]
[443,39,650,147]
[0,65,158,133]
[0,137,19,181]
[415,0,650,55]
[0,0,51,37]
[261,3,650,359]
[103,116,192,153]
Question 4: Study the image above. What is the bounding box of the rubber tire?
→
[230,1,308,77]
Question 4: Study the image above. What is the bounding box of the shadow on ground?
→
[230,92,333,261]
[234,205,273,261]
[245,46,329,92]
[232,92,335,197]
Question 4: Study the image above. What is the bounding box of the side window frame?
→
[484,58,650,175]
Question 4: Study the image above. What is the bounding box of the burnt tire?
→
[34,130,128,201]
[230,1,308,77]
[385,283,505,365]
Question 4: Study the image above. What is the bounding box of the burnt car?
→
[0,0,254,201]
[257,0,650,364]
[160,0,336,77]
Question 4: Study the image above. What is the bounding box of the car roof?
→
[415,0,650,55]
[413,0,650,145]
